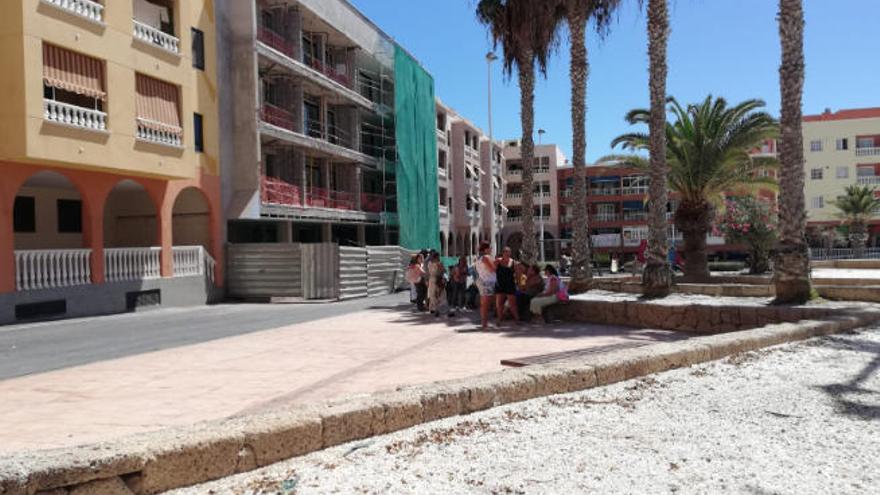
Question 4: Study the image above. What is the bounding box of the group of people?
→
[405,241,569,331]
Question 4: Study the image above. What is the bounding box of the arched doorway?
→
[471,233,477,255]
[104,180,157,248]
[11,171,91,290]
[172,187,212,250]
[439,231,446,256]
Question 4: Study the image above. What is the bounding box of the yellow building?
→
[802,108,880,246]
[0,0,222,323]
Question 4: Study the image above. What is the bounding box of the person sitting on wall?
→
[517,264,544,321]
[529,265,568,324]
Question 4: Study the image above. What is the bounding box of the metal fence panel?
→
[810,247,880,260]
[338,246,368,300]
[367,246,404,297]
[226,243,302,298]
[302,243,339,300]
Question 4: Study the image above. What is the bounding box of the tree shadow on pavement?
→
[813,334,880,421]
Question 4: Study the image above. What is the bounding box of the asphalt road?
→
[0,293,408,380]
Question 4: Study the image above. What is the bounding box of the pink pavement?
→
[0,306,682,453]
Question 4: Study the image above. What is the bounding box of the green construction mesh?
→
[393,45,440,251]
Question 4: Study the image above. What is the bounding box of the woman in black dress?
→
[494,247,519,324]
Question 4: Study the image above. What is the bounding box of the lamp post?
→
[536,129,546,262]
[486,51,498,252]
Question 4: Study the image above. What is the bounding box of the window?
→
[13,196,36,233]
[810,168,823,180]
[836,138,848,151]
[191,28,205,70]
[758,169,771,178]
[541,156,550,166]
[57,199,82,233]
[42,44,106,116]
[810,196,824,209]
[810,140,823,152]
[836,166,849,179]
[193,113,204,152]
[857,137,875,149]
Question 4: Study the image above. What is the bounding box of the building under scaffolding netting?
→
[217,0,439,250]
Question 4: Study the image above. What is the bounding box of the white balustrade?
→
[44,99,107,131]
[42,0,104,23]
[591,234,622,247]
[855,147,880,157]
[137,119,183,147]
[594,213,620,222]
[104,247,161,282]
[172,246,205,278]
[133,19,180,54]
[15,249,92,291]
[857,176,880,185]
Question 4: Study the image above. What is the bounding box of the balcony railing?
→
[439,205,449,217]
[857,176,880,185]
[44,99,107,131]
[43,0,104,24]
[307,57,351,88]
[257,25,295,58]
[623,210,648,221]
[136,118,182,147]
[465,147,480,162]
[261,176,302,206]
[507,169,522,176]
[14,249,91,291]
[132,19,180,54]
[361,193,385,213]
[261,103,296,132]
[591,188,620,196]
[105,247,161,282]
[304,187,357,210]
[172,246,213,281]
[855,147,880,157]
[622,186,649,196]
[594,212,620,222]
[436,129,447,145]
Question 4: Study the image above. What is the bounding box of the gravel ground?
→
[171,326,880,495]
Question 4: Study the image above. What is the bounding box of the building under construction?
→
[217,0,439,251]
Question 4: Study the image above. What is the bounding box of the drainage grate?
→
[15,299,67,320]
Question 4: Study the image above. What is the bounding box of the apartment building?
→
[802,107,880,246]
[501,142,564,260]
[217,0,441,250]
[435,100,504,257]
[0,0,221,323]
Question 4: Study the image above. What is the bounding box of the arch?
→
[542,231,559,262]
[471,233,477,255]
[103,179,159,248]
[172,187,212,250]
[439,231,446,257]
[12,171,88,250]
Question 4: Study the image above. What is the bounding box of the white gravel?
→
[171,326,880,495]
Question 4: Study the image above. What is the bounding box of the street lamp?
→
[536,129,546,262]
[486,51,498,252]
[537,128,546,144]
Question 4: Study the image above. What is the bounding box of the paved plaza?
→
[0,296,682,453]
[174,325,880,495]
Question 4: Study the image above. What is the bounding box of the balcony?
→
[465,147,480,162]
[307,57,352,89]
[593,212,620,223]
[507,216,522,223]
[361,193,385,213]
[261,176,302,207]
[257,26,295,58]
[623,210,648,222]
[857,176,880,186]
[132,19,180,55]
[44,99,107,131]
[855,147,880,157]
[136,118,182,147]
[439,205,449,217]
[621,186,649,196]
[436,129,447,146]
[590,188,620,196]
[261,103,296,131]
[42,0,104,24]
[507,169,522,177]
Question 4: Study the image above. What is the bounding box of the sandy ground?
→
[172,325,880,495]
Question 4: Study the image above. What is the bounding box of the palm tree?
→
[558,0,621,293]
[643,0,672,297]
[477,0,559,264]
[831,185,880,258]
[609,96,779,282]
[774,0,811,303]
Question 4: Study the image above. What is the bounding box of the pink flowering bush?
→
[717,196,778,274]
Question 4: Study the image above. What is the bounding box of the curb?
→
[2,310,879,495]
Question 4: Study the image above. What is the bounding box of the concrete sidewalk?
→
[0,302,682,454]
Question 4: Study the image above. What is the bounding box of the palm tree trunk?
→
[774,0,812,303]
[849,222,868,259]
[674,200,713,282]
[568,6,592,293]
[517,51,538,265]
[642,0,673,297]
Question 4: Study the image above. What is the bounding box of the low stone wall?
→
[547,299,837,333]
[3,310,879,495]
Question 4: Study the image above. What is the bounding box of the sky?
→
[350,0,880,163]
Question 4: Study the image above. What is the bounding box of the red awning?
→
[135,73,181,134]
[42,44,106,100]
